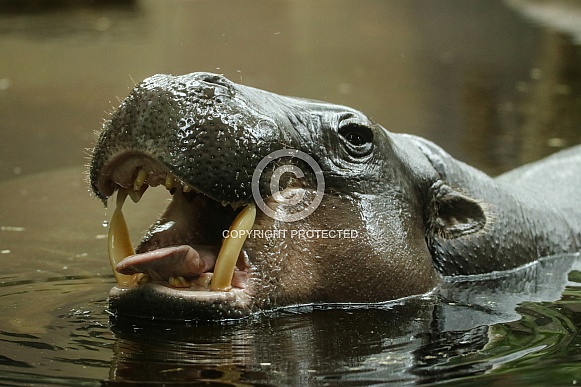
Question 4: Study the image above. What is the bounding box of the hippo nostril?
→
[190,72,235,99]
[195,72,231,87]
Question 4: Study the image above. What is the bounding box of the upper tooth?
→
[133,169,147,191]
[128,184,147,203]
[210,204,256,291]
[165,174,173,190]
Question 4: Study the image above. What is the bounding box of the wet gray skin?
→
[90,72,581,320]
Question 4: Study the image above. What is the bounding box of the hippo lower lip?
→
[101,153,256,305]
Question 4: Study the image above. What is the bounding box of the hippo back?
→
[495,144,581,222]
[492,144,581,263]
[409,135,581,275]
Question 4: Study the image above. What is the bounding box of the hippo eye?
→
[338,123,374,157]
[344,131,366,146]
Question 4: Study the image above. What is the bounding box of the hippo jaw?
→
[97,151,265,319]
[88,72,294,320]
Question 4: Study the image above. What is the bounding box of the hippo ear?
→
[428,181,487,239]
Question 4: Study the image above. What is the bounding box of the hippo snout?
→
[91,72,285,206]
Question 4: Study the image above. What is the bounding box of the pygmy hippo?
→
[89,72,581,320]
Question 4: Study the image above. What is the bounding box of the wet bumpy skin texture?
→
[90,72,581,321]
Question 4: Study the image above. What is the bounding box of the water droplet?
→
[102,220,109,228]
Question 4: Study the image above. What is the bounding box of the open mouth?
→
[99,153,257,299]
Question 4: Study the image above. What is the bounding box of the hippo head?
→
[90,72,484,320]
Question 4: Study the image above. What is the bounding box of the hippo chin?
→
[89,72,581,321]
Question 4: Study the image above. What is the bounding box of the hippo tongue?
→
[107,189,256,291]
[115,244,219,281]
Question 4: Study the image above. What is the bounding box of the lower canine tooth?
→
[108,189,138,287]
[210,204,256,291]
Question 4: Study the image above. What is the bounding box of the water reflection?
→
[102,254,581,385]
[108,306,431,385]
